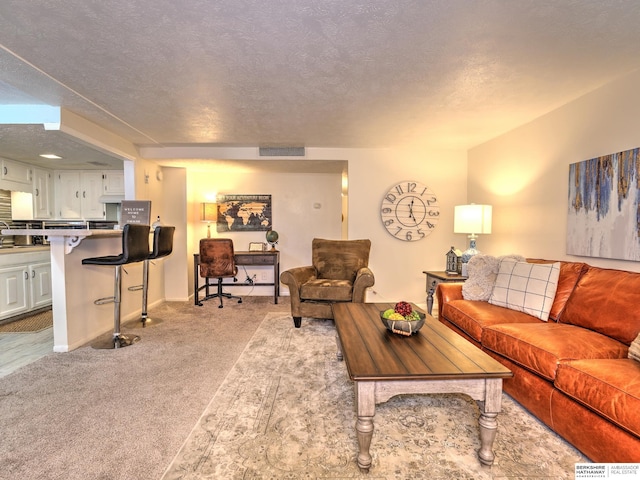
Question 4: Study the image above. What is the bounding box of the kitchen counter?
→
[0,228,139,352]
[1,228,121,254]
[0,245,50,254]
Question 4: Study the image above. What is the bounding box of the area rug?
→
[0,309,52,333]
[162,314,587,479]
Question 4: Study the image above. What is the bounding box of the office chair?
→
[196,238,242,308]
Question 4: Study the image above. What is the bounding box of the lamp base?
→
[461,237,479,263]
[461,236,479,277]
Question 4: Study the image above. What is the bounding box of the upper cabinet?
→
[2,158,32,185]
[32,168,53,219]
[103,171,124,195]
[54,170,124,220]
[0,159,125,220]
[55,171,103,219]
[0,157,33,193]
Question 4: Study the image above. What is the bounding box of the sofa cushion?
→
[555,359,640,437]
[482,323,629,381]
[560,266,640,345]
[442,300,541,343]
[489,260,560,321]
[300,279,353,302]
[549,262,587,321]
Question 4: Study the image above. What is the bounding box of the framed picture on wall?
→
[567,147,640,261]
[216,194,272,232]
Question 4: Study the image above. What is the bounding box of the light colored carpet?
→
[0,309,52,333]
[162,315,587,479]
[0,297,291,480]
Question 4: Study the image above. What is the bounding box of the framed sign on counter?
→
[121,200,151,226]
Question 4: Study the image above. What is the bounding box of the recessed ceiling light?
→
[39,153,62,159]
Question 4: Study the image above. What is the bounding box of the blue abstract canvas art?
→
[567,147,639,260]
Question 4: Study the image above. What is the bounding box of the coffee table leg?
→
[478,412,498,466]
[335,333,343,361]
[478,378,503,466]
[355,382,375,472]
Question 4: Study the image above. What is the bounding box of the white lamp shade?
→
[201,203,217,222]
[454,204,492,235]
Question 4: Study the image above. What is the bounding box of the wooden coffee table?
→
[332,302,513,473]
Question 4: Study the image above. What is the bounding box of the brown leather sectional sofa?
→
[436,260,640,462]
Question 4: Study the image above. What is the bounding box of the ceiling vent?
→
[259,146,305,157]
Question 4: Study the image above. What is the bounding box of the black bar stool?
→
[82,224,150,349]
[139,225,175,327]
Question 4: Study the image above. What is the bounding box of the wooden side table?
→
[423,270,467,315]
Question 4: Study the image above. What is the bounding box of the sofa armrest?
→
[352,267,375,302]
[436,283,463,319]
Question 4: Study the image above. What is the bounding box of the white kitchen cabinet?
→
[0,265,29,318]
[103,171,124,195]
[56,171,82,219]
[55,171,105,219]
[0,258,52,320]
[1,158,32,185]
[81,171,105,219]
[33,168,53,219]
[29,262,52,309]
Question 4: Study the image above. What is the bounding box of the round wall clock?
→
[380,180,440,241]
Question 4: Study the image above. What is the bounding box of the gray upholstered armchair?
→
[280,238,375,328]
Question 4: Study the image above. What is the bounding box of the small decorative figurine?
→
[446,246,462,275]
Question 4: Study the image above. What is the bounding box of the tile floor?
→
[0,327,53,378]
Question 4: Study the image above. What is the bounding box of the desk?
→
[423,270,467,315]
[194,250,280,305]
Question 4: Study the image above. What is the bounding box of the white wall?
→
[129,158,174,307]
[320,148,469,305]
[187,167,343,298]
[140,146,468,307]
[468,68,640,273]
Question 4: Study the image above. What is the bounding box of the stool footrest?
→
[128,284,144,292]
[94,296,115,305]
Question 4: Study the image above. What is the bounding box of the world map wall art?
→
[567,147,640,261]
[216,194,272,232]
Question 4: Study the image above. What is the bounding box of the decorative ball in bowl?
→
[380,301,426,336]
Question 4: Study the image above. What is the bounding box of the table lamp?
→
[454,204,492,275]
[201,202,217,238]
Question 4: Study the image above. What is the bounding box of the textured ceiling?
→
[0,1,639,170]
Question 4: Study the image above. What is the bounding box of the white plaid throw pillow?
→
[489,260,560,321]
